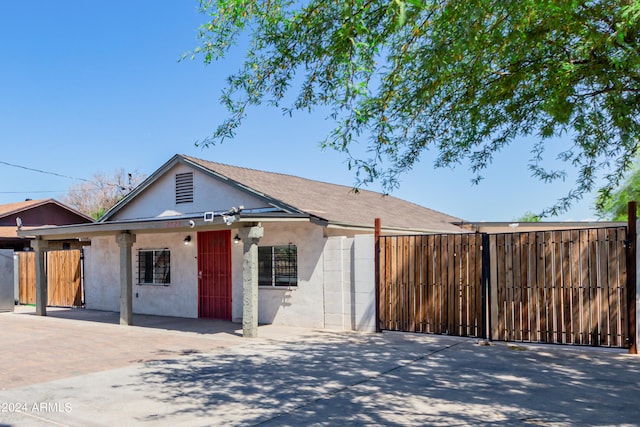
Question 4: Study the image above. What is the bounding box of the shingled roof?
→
[181,155,464,233]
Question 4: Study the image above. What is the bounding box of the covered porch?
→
[19,214,266,337]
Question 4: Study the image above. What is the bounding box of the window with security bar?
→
[258,245,298,287]
[137,249,171,285]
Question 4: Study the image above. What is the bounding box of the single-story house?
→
[20,154,465,335]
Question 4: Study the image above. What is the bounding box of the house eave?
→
[323,220,468,234]
[17,212,313,240]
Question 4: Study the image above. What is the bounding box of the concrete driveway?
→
[0,307,639,426]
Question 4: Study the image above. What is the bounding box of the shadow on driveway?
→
[2,308,640,426]
[134,333,640,426]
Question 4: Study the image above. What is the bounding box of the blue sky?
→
[0,2,609,222]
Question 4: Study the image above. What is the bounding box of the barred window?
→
[138,249,171,285]
[258,245,297,287]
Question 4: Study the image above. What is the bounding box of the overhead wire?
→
[0,160,91,182]
[0,160,129,191]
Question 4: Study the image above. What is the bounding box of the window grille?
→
[258,245,298,287]
[137,249,171,285]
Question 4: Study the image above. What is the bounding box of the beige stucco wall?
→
[83,237,120,312]
[233,222,327,328]
[85,232,199,318]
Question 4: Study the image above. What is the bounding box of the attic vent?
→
[175,172,194,204]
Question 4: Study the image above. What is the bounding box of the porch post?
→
[31,239,48,316]
[116,232,136,326]
[238,225,264,338]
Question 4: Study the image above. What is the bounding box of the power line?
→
[0,160,132,190]
[0,160,91,182]
[0,190,63,194]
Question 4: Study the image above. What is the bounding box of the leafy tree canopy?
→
[595,156,640,220]
[192,0,640,216]
[515,211,542,222]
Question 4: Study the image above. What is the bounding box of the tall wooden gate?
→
[379,234,484,337]
[378,227,630,348]
[489,228,628,347]
[18,250,83,307]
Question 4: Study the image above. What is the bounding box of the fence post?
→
[374,218,381,333]
[628,201,637,354]
[481,233,490,340]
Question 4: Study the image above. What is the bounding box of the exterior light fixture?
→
[233,234,241,244]
[184,235,192,246]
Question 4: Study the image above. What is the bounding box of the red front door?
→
[197,230,232,319]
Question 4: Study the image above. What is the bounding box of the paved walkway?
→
[1,307,639,426]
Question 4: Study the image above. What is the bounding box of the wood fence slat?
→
[588,229,599,345]
[496,234,506,340]
[553,231,563,344]
[436,235,444,333]
[561,231,572,344]
[420,236,428,332]
[475,234,483,337]
[408,236,416,332]
[541,231,555,343]
[468,235,477,336]
[389,237,398,330]
[459,236,467,336]
[447,236,457,335]
[578,230,589,345]
[504,234,514,341]
[511,233,521,341]
[608,229,619,346]
[379,237,387,329]
[597,228,609,346]
[518,233,526,341]
[453,234,461,336]
[618,227,628,347]
[426,235,432,332]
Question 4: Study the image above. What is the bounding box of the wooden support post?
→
[628,201,637,354]
[374,218,381,333]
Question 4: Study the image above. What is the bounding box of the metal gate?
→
[197,230,232,320]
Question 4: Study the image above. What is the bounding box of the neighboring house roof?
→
[101,154,464,233]
[0,199,93,241]
[0,199,93,223]
[0,199,50,218]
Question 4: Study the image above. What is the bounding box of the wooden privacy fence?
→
[490,228,628,347]
[18,250,82,307]
[379,234,485,337]
[378,226,630,348]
